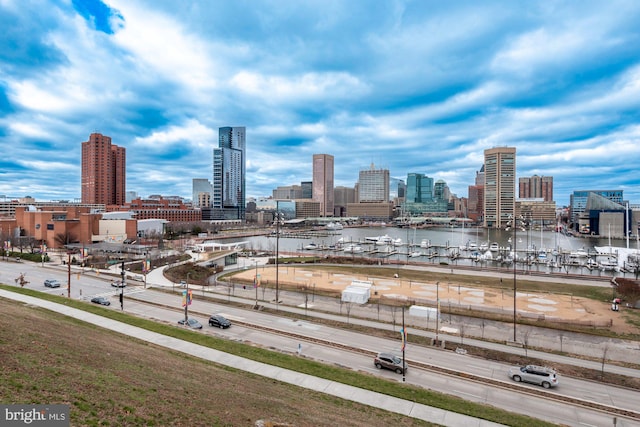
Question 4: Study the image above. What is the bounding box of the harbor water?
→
[220,225,640,279]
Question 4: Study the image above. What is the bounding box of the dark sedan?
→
[91,296,111,306]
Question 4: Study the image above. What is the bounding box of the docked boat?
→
[537,250,548,263]
[304,243,318,250]
[374,235,394,246]
[489,242,500,252]
[325,222,344,231]
[570,248,589,258]
[343,244,364,253]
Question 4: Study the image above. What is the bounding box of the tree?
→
[601,343,610,380]
[614,278,640,306]
[54,231,79,248]
[522,328,533,357]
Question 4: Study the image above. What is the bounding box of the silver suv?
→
[508,365,558,388]
[374,352,407,374]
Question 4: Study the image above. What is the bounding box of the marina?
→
[221,225,640,278]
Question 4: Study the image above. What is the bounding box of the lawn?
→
[0,286,554,427]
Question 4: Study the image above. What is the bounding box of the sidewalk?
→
[0,288,504,427]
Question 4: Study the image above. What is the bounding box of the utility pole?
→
[275,204,281,309]
[435,281,439,345]
[184,272,190,323]
[120,260,125,310]
[67,252,71,298]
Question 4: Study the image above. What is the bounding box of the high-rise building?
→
[312,154,334,216]
[358,163,389,203]
[519,175,553,202]
[483,146,516,228]
[467,165,485,223]
[81,133,126,205]
[406,173,433,203]
[272,185,303,200]
[192,178,213,208]
[301,181,313,199]
[334,185,356,216]
[213,127,246,219]
[433,179,450,201]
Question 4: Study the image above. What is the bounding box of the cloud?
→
[1,0,640,205]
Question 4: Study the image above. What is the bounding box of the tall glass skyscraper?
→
[213,127,246,219]
[406,173,433,203]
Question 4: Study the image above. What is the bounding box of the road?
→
[2,259,640,426]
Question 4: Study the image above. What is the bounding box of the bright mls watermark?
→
[1,405,69,426]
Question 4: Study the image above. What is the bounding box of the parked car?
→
[374,352,407,374]
[111,281,126,288]
[91,296,111,306]
[44,279,61,288]
[208,314,231,329]
[508,365,558,388]
[178,318,203,329]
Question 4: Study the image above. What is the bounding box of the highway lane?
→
[113,294,639,427]
[2,261,639,426]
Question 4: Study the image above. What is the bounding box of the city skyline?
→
[2,1,640,205]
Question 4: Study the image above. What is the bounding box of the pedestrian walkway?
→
[0,288,504,427]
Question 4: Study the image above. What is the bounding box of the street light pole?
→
[120,260,125,310]
[435,281,440,345]
[185,272,190,323]
[67,252,71,298]
[275,204,280,309]
[512,223,517,342]
[254,260,259,308]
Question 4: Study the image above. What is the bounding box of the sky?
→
[1,0,640,207]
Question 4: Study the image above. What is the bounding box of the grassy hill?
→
[0,297,435,427]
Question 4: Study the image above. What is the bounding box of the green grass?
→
[1,284,556,427]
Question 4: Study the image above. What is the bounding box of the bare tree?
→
[480,319,486,340]
[389,304,399,331]
[459,322,466,345]
[601,342,610,379]
[15,273,29,287]
[522,328,533,357]
[558,332,565,353]
[54,231,79,248]
[343,301,353,324]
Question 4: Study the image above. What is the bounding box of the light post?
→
[184,272,191,323]
[506,215,527,342]
[119,260,125,310]
[275,205,282,309]
[143,251,149,289]
[67,252,72,298]
[435,281,440,345]
[254,260,259,308]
